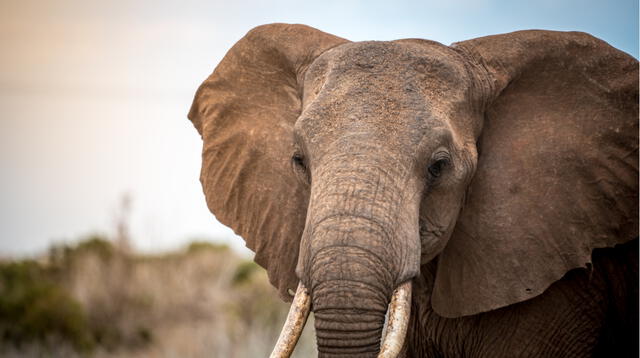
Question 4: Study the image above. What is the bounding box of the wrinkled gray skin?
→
[295,40,637,357]
[189,24,639,357]
[295,41,481,354]
[408,241,638,357]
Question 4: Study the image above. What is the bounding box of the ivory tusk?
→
[378,281,412,358]
[269,282,311,358]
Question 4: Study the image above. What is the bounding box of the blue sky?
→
[1,0,637,257]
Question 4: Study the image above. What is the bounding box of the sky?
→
[1,0,637,257]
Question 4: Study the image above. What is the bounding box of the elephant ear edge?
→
[433,30,639,317]
[188,24,348,301]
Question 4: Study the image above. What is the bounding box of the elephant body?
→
[188,24,639,357]
[408,240,638,357]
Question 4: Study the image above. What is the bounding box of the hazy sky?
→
[1,0,637,257]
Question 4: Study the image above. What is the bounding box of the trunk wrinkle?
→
[310,244,395,288]
[311,212,394,242]
[314,286,388,314]
[308,245,395,294]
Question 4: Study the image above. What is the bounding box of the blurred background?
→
[0,0,637,356]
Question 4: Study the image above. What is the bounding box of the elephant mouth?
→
[270,281,412,358]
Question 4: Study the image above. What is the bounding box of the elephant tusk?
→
[378,281,412,358]
[269,282,311,358]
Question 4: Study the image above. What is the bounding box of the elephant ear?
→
[188,24,348,301]
[433,30,638,317]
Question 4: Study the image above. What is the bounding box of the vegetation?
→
[0,236,316,357]
[0,260,93,354]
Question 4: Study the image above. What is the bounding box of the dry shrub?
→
[1,237,316,357]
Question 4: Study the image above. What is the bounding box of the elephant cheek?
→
[419,193,466,264]
[420,234,449,264]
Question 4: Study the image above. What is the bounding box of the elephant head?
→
[188,24,638,357]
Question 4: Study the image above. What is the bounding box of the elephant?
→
[188,23,638,357]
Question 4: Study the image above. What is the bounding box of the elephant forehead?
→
[297,42,469,145]
[295,94,448,161]
[315,40,463,74]
[302,41,471,123]
[306,40,468,89]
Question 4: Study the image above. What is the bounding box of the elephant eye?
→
[428,158,449,179]
[291,152,310,185]
[292,153,306,170]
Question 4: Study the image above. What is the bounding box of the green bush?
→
[232,260,260,286]
[186,240,229,254]
[0,260,93,353]
[47,235,115,275]
[72,236,115,260]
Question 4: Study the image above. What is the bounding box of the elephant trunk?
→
[270,281,412,358]
[310,246,413,357]
[311,246,390,357]
[294,158,421,357]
